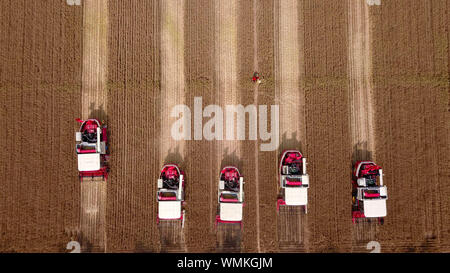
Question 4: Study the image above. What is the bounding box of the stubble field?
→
[0,0,449,252]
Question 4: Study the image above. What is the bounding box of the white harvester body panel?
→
[379,186,387,197]
[99,142,106,154]
[178,175,184,199]
[77,153,100,171]
[300,174,309,187]
[363,199,387,218]
[285,187,308,206]
[158,201,182,220]
[157,179,163,189]
[219,203,243,222]
[96,127,101,152]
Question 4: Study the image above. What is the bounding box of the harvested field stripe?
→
[80,0,109,252]
[215,0,238,117]
[81,0,108,119]
[159,0,186,252]
[348,0,374,161]
[214,0,239,178]
[274,0,307,251]
[160,0,186,163]
[214,0,241,252]
[275,0,306,147]
[348,0,379,247]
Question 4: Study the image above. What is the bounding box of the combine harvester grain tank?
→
[352,161,388,224]
[75,118,109,181]
[216,167,245,228]
[277,150,309,213]
[157,164,186,227]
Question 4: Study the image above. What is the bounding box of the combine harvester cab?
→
[216,167,244,229]
[75,118,109,181]
[277,150,309,213]
[157,164,185,227]
[352,161,388,224]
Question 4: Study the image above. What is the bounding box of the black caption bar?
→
[0,253,447,272]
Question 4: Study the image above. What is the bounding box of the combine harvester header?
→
[216,167,244,229]
[277,150,309,213]
[352,161,388,224]
[157,164,186,227]
[75,118,109,181]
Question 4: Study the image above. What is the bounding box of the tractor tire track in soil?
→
[353,218,378,243]
[79,177,107,252]
[274,0,308,252]
[158,0,187,252]
[216,223,242,252]
[184,0,216,252]
[79,0,109,253]
[158,220,184,252]
[369,0,450,252]
[214,0,243,253]
[106,0,161,252]
[347,0,379,246]
[0,0,83,252]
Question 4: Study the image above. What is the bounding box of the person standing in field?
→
[252,72,262,84]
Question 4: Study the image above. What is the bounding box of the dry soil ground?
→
[0,0,449,252]
[0,0,83,252]
[79,0,108,253]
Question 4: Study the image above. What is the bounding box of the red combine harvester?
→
[157,164,185,227]
[75,118,109,181]
[277,150,309,213]
[216,167,244,229]
[352,161,387,224]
